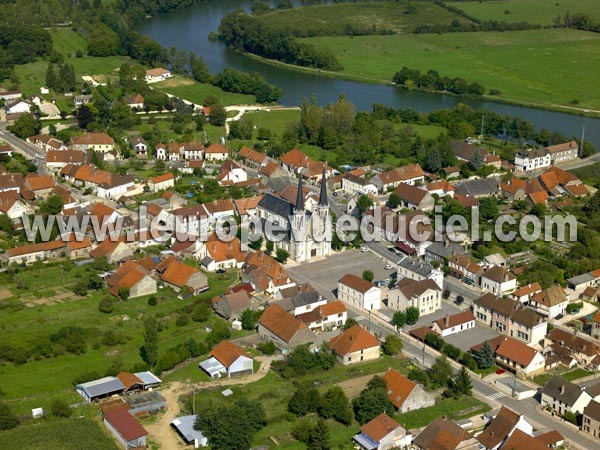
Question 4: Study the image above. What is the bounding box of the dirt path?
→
[146,356,276,449]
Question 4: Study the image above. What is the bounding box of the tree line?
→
[393,66,487,97]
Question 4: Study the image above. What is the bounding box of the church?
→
[255,168,332,263]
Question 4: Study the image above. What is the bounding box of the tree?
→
[468,149,483,171]
[288,387,320,416]
[408,367,429,386]
[343,318,358,330]
[425,147,442,173]
[50,398,72,417]
[388,191,401,209]
[382,334,403,356]
[210,103,227,126]
[275,248,289,264]
[450,366,472,397]
[362,270,374,282]
[405,306,420,325]
[475,340,494,369]
[429,356,453,388]
[352,376,394,424]
[265,240,274,255]
[425,332,445,351]
[77,104,95,129]
[479,197,499,221]
[45,62,56,89]
[356,194,373,214]
[308,418,331,450]
[392,311,407,328]
[118,287,130,301]
[39,194,63,215]
[240,309,262,330]
[98,297,114,313]
[8,113,40,138]
[142,317,159,370]
[319,386,353,425]
[0,402,18,430]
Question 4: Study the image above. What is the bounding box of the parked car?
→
[384,264,393,270]
[361,246,368,252]
[555,313,564,320]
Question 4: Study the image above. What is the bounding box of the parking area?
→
[287,249,395,300]
[443,324,501,352]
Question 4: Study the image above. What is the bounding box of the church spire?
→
[319,164,328,207]
[296,171,304,211]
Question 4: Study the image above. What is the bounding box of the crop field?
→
[303,29,600,109]
[449,0,600,25]
[256,1,473,36]
[0,418,118,450]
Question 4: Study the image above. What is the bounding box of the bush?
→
[98,297,114,313]
[191,303,211,322]
[148,296,157,306]
[259,341,276,355]
[50,398,72,418]
[176,313,190,327]
[362,270,374,282]
[442,344,461,361]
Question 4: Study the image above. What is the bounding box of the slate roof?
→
[455,178,499,197]
[583,399,600,421]
[476,406,521,449]
[413,416,472,450]
[542,375,588,407]
[257,192,294,218]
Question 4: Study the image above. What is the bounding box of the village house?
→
[370,163,425,192]
[394,183,435,211]
[61,164,134,199]
[425,179,455,198]
[196,233,246,272]
[23,173,55,198]
[204,143,228,161]
[424,240,466,265]
[328,324,380,365]
[28,134,67,152]
[397,255,444,288]
[567,268,600,294]
[199,339,253,379]
[472,335,546,377]
[412,416,478,450]
[0,190,31,221]
[455,178,499,198]
[538,166,588,198]
[148,173,175,192]
[296,301,347,332]
[583,400,600,438]
[0,90,21,102]
[5,98,32,115]
[115,371,162,393]
[593,313,600,340]
[73,95,92,107]
[337,274,382,311]
[480,265,517,295]
[476,406,533,450]
[70,133,115,153]
[103,408,148,450]
[7,240,66,265]
[383,368,435,413]
[257,304,317,352]
[156,256,208,294]
[66,236,93,260]
[217,159,248,186]
[46,150,85,171]
[0,172,24,194]
[280,148,314,175]
[274,283,326,317]
[130,137,147,158]
[342,173,378,196]
[145,67,171,83]
[90,239,133,264]
[511,283,542,303]
[238,146,267,168]
[106,261,157,299]
[515,147,552,173]
[124,93,145,110]
[234,195,263,220]
[212,289,252,320]
[529,286,570,319]
[390,277,441,317]
[545,328,600,369]
[353,413,411,450]
[241,250,294,295]
[448,254,483,285]
[541,375,593,416]
[546,140,579,164]
[431,311,476,337]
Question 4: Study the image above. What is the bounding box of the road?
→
[0,123,46,174]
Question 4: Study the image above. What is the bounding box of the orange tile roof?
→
[383,368,416,409]
[46,150,85,164]
[205,143,228,154]
[25,174,54,191]
[150,173,174,184]
[7,240,66,257]
[260,161,279,176]
[338,274,374,294]
[476,406,521,449]
[528,190,548,205]
[205,233,245,263]
[564,183,588,196]
[234,195,263,215]
[318,301,346,317]
[258,304,306,343]
[280,148,313,168]
[495,336,539,367]
[67,237,92,251]
[375,163,425,185]
[107,261,149,295]
[89,202,116,224]
[115,371,144,390]
[238,146,267,164]
[160,260,200,288]
[71,132,114,146]
[203,198,234,214]
[546,140,578,154]
[512,283,542,297]
[501,429,548,450]
[210,340,251,368]
[360,413,402,442]
[89,239,126,258]
[0,190,19,213]
[328,324,379,357]
[146,68,170,77]
[433,310,476,331]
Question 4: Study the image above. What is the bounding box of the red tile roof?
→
[476,406,521,449]
[383,368,416,409]
[258,304,306,343]
[103,408,147,441]
[7,240,66,257]
[205,143,228,154]
[338,274,374,294]
[71,132,114,146]
[433,311,475,331]
[328,324,379,357]
[210,339,251,368]
[318,301,346,317]
[360,413,402,442]
[160,259,200,288]
[238,146,267,164]
[25,174,54,191]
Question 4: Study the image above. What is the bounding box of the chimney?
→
[445,314,450,327]
[560,385,565,395]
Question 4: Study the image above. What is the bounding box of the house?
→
[448,254,483,285]
[204,144,228,161]
[242,251,294,295]
[297,301,347,332]
[74,95,92,107]
[431,311,476,337]
[196,233,246,272]
[441,166,461,179]
[534,430,565,449]
[257,304,317,352]
[131,137,148,158]
[328,324,380,365]
[0,172,24,194]
[28,134,68,151]
[473,294,547,345]
[106,261,157,299]
[342,173,378,196]
[353,413,411,450]
[90,240,133,264]
[450,140,488,163]
[472,335,546,377]
[455,178,499,198]
[234,195,263,220]
[212,290,252,320]
[388,278,441,317]
[0,190,32,221]
[7,240,67,265]
[501,429,550,450]
[24,173,55,198]
[539,166,588,197]
[103,408,148,450]
[149,173,175,192]
[566,268,600,294]
[115,371,162,393]
[394,183,435,211]
[583,400,600,438]
[274,283,326,316]
[280,148,314,175]
[76,376,125,402]
[383,368,434,413]
[145,67,171,83]
[200,339,253,378]
[46,150,85,171]
[476,406,533,450]
[238,146,267,168]
[541,375,593,416]
[217,159,248,185]
[425,179,455,198]
[370,163,425,192]
[593,313,600,340]
[515,148,551,172]
[397,255,444,288]
[0,90,21,101]
[511,283,542,303]
[70,133,115,153]
[337,274,381,311]
[124,94,145,110]
[529,286,569,318]
[157,257,208,294]
[545,328,600,368]
[546,140,579,164]
[171,415,208,448]
[480,265,517,295]
[5,99,32,114]
[182,142,204,161]
[62,164,134,199]
[424,240,466,265]
[412,417,478,450]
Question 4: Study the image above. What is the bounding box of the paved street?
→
[444,275,483,303]
[0,124,46,174]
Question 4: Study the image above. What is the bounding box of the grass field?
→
[0,418,118,450]
[155,76,255,106]
[256,1,473,36]
[244,109,300,136]
[303,29,600,109]
[396,396,490,429]
[50,28,88,56]
[449,0,600,25]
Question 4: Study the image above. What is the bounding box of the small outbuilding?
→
[171,415,208,448]
[76,376,125,403]
[103,408,148,450]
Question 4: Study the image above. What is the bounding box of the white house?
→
[370,163,425,192]
[354,413,411,450]
[337,274,381,311]
[515,148,551,173]
[342,173,378,196]
[541,375,593,416]
[480,265,517,295]
[546,141,579,164]
[145,68,171,83]
[155,143,167,160]
[5,99,32,114]
[476,406,533,450]
[199,340,253,378]
[205,144,228,161]
[217,160,248,186]
[529,286,569,319]
[510,283,542,303]
[431,311,476,337]
[388,278,441,317]
[148,173,175,192]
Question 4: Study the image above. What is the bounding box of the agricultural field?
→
[303,29,600,109]
[0,263,240,404]
[155,76,255,106]
[0,418,118,450]
[256,1,473,36]
[449,0,600,25]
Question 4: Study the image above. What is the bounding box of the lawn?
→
[449,0,600,25]
[244,109,300,137]
[50,28,88,56]
[303,29,600,109]
[395,396,491,430]
[0,418,118,450]
[155,76,255,106]
[563,368,593,381]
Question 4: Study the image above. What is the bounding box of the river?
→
[137,0,600,148]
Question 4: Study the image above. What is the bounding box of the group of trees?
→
[391,307,420,328]
[553,11,600,32]
[424,332,478,371]
[0,24,52,78]
[273,344,336,377]
[214,69,282,103]
[289,385,353,426]
[352,375,394,424]
[393,67,486,96]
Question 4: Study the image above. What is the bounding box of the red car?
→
[496,368,506,375]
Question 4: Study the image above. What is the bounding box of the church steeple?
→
[319,165,328,207]
[296,172,304,211]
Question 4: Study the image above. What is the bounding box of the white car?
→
[384,264,393,270]
[361,246,369,252]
